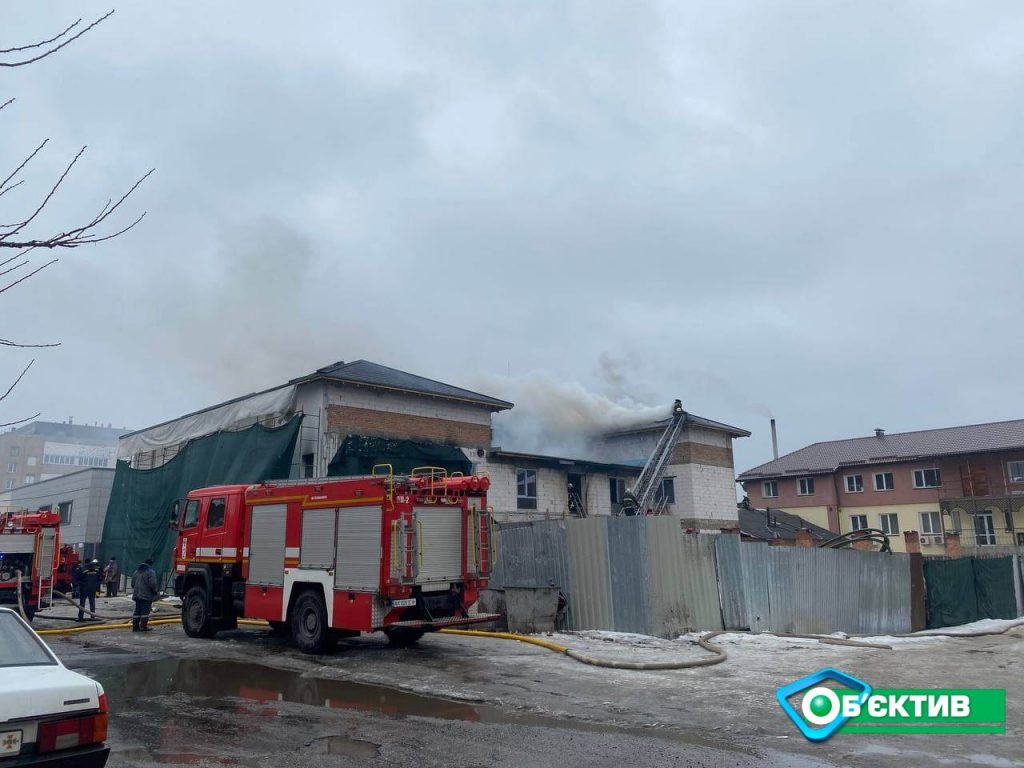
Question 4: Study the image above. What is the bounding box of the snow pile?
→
[907,617,1024,636]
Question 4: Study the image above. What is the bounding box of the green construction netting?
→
[327,434,472,477]
[924,558,978,628]
[924,555,1020,628]
[972,556,1018,620]
[101,416,302,578]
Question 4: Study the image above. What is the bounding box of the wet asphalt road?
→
[39,602,1022,768]
[58,636,829,768]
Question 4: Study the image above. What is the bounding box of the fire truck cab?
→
[172,469,498,653]
[0,510,61,621]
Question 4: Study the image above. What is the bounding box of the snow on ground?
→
[907,617,1024,636]
[539,618,1024,660]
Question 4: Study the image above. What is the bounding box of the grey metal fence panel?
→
[715,534,747,630]
[739,541,771,632]
[607,516,650,634]
[491,520,570,591]
[763,545,911,634]
[646,524,724,636]
[855,550,911,634]
[565,517,613,630]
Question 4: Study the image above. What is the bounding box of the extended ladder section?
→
[621,399,685,516]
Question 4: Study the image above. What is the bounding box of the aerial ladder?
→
[620,399,685,516]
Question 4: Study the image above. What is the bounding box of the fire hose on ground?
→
[439,628,893,670]
[13,568,179,623]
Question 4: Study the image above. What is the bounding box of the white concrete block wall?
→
[471,457,638,522]
[670,463,739,525]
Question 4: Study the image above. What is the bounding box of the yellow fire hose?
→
[35,618,270,636]
[440,628,731,670]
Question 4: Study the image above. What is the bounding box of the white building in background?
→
[0,421,122,491]
[1,468,115,560]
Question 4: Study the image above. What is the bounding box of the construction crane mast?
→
[620,399,685,516]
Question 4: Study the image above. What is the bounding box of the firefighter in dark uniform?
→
[75,558,102,621]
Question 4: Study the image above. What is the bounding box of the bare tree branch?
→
[0,259,58,295]
[0,11,114,68]
[0,138,50,194]
[0,338,59,349]
[0,17,82,54]
[0,145,86,241]
[0,414,40,429]
[0,165,154,249]
[0,360,33,403]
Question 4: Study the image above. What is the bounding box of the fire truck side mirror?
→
[168,500,180,530]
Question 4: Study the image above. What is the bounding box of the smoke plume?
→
[476,371,674,458]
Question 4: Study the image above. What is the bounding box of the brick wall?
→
[326,404,491,448]
[671,441,733,468]
[324,384,492,425]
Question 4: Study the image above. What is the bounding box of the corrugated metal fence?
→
[492,518,913,637]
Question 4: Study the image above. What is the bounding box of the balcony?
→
[938,494,1024,550]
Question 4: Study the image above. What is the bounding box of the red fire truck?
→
[172,468,499,653]
[0,509,61,620]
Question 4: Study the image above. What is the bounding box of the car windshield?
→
[0,612,57,667]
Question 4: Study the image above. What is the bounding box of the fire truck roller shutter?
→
[414,506,463,584]
[300,508,336,568]
[248,504,287,586]
[37,529,56,576]
[334,506,382,591]
[0,535,37,554]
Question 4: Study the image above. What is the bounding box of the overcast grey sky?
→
[3,2,1023,477]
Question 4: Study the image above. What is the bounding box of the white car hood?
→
[0,665,100,723]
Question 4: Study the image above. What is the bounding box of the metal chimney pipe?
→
[770,418,779,459]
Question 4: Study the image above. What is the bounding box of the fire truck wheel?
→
[182,586,218,639]
[384,628,424,647]
[291,591,336,654]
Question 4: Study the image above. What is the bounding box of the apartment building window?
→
[6,462,15,474]
[9,446,19,457]
[3,480,12,490]
[850,514,868,531]
[76,457,109,468]
[1008,461,1024,483]
[797,477,815,496]
[655,477,675,505]
[516,468,537,510]
[26,456,36,467]
[874,472,895,491]
[879,513,899,536]
[24,475,34,484]
[913,468,942,489]
[43,455,76,466]
[974,513,995,546]
[920,511,942,536]
[57,501,73,525]
[762,480,778,498]
[845,474,864,493]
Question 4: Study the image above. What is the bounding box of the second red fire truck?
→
[173,468,498,652]
[0,509,61,620]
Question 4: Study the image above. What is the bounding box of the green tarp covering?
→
[328,434,472,477]
[924,555,1019,628]
[924,558,978,628]
[101,416,302,578]
[973,557,1018,621]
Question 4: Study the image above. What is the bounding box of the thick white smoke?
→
[476,372,674,459]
